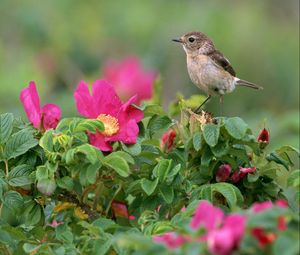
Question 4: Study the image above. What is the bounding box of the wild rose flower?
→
[250,200,288,247]
[161,129,176,151]
[153,232,187,249]
[20,81,61,131]
[74,80,143,151]
[216,164,232,182]
[47,219,63,228]
[102,57,156,105]
[192,201,246,255]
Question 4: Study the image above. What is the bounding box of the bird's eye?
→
[188,37,195,43]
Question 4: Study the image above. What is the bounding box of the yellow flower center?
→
[97,114,119,136]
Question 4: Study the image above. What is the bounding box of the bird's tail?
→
[235,78,263,90]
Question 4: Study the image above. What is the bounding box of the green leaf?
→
[0,113,14,145]
[23,243,41,253]
[153,159,172,182]
[212,183,238,208]
[287,169,300,188]
[39,129,54,152]
[273,230,300,255]
[75,144,100,164]
[37,178,57,196]
[203,124,220,147]
[141,178,159,196]
[86,163,101,184]
[75,119,104,133]
[224,117,248,139]
[93,238,112,255]
[159,185,174,204]
[22,200,42,226]
[192,132,202,151]
[200,185,213,201]
[144,105,165,117]
[121,140,142,156]
[111,151,134,165]
[148,115,173,137]
[103,155,130,177]
[3,191,24,213]
[57,176,74,191]
[8,164,33,187]
[4,129,38,159]
[211,141,229,157]
[266,152,290,170]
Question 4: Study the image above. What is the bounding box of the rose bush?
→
[0,75,299,255]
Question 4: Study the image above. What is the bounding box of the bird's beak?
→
[172,38,183,43]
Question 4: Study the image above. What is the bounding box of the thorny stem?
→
[105,184,122,216]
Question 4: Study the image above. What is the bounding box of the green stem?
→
[4,160,9,177]
[93,182,104,211]
[105,184,122,216]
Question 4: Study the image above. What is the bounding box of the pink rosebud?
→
[128,215,136,221]
[216,164,232,182]
[258,128,270,144]
[231,167,256,183]
[102,56,156,105]
[275,199,288,208]
[231,171,243,183]
[239,167,256,174]
[111,201,129,219]
[74,80,143,151]
[20,81,61,131]
[47,219,63,228]
[161,129,176,151]
[153,232,186,249]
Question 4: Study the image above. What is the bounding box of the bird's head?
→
[172,32,214,55]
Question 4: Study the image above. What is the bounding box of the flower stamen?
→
[97,114,119,136]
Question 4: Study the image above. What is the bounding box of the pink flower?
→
[102,57,156,105]
[252,201,273,213]
[153,232,187,249]
[192,201,246,255]
[74,80,143,151]
[161,129,177,151]
[20,81,61,131]
[190,200,224,232]
[216,164,232,182]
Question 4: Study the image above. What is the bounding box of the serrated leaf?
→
[148,115,172,137]
[141,178,159,195]
[8,164,33,187]
[3,191,24,213]
[75,144,100,164]
[121,140,142,156]
[56,176,74,191]
[111,151,134,165]
[203,124,220,147]
[37,178,56,196]
[212,183,237,208]
[75,119,104,133]
[266,152,290,171]
[287,169,300,188]
[193,132,202,151]
[211,141,229,157]
[224,117,248,139]
[159,185,174,204]
[39,129,54,152]
[153,159,172,182]
[0,113,14,145]
[104,155,130,177]
[4,129,38,159]
[200,185,213,202]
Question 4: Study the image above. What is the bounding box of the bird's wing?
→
[208,50,236,77]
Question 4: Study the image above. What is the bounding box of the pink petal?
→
[110,119,139,144]
[19,81,41,128]
[190,200,224,232]
[41,104,61,130]
[102,57,155,104]
[252,201,273,213]
[120,95,144,122]
[92,80,122,116]
[74,81,97,118]
[239,167,256,174]
[89,132,113,152]
[207,228,235,255]
[153,232,186,249]
[275,199,288,208]
[222,214,246,245]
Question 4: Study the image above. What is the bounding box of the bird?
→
[172,31,262,113]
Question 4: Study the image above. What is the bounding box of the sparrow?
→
[172,31,262,113]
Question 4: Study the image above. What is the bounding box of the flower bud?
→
[258,128,270,149]
[161,129,176,151]
[216,164,232,182]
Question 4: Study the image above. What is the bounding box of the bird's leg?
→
[219,95,224,116]
[194,95,211,113]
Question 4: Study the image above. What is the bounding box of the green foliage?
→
[0,107,299,255]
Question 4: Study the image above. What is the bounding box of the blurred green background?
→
[0,0,299,150]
